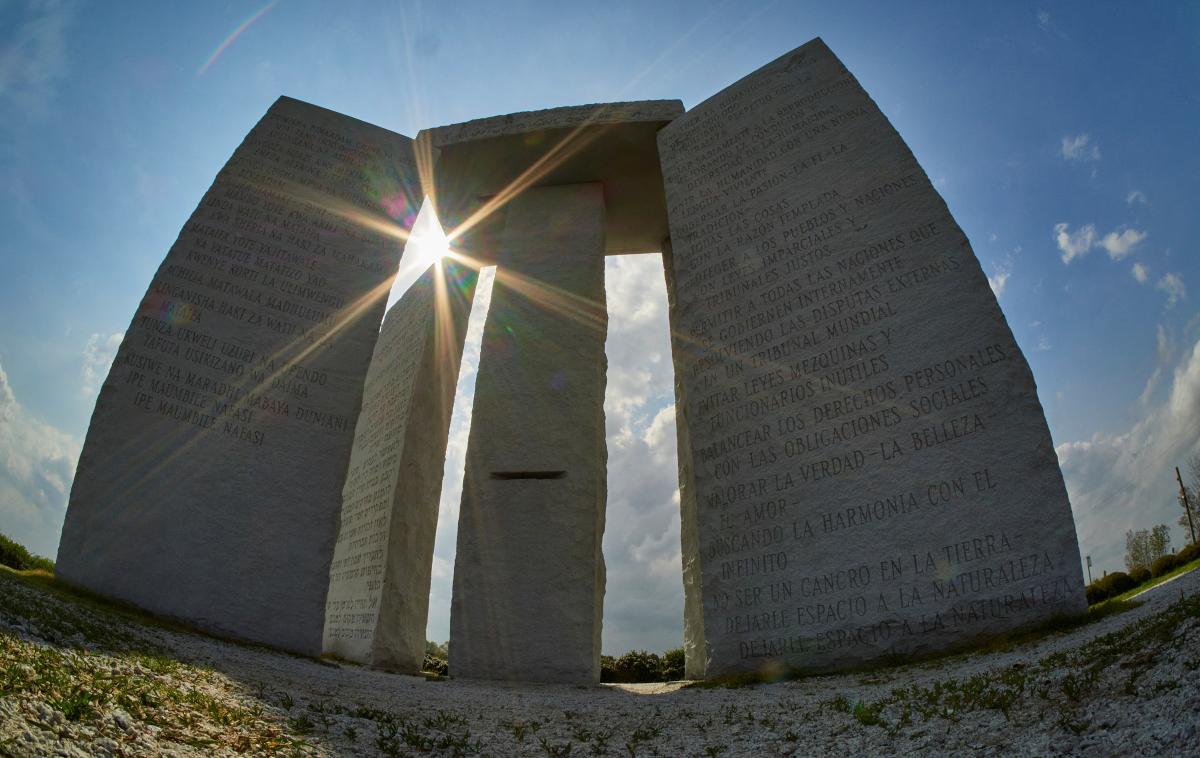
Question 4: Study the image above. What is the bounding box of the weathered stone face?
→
[57,96,418,655]
[450,183,608,684]
[417,100,682,257]
[323,262,476,671]
[658,39,1086,677]
[58,50,1087,679]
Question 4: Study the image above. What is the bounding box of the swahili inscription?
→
[324,274,437,649]
[57,96,419,655]
[658,38,1086,677]
[323,262,476,671]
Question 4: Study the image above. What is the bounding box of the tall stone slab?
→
[450,183,608,684]
[57,96,420,654]
[659,39,1086,677]
[323,261,476,670]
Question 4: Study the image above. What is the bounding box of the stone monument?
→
[658,38,1086,677]
[323,261,476,670]
[60,38,1086,681]
[420,102,682,684]
[57,96,420,655]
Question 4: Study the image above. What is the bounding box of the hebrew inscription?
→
[659,39,1086,676]
[57,96,418,655]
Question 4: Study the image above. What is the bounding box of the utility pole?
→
[1177,466,1197,545]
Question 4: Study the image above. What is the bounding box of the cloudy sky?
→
[2,1,1198,653]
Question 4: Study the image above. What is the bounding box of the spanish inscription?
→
[658,38,1086,676]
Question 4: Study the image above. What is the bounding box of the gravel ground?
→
[2,567,1199,757]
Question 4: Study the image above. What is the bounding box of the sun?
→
[405,204,453,269]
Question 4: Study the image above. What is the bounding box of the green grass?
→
[0,532,54,572]
[1097,558,1200,605]
[839,590,1200,733]
[0,623,308,752]
[686,600,1141,690]
[0,566,322,754]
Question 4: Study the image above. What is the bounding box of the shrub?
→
[423,653,448,676]
[423,640,448,675]
[1130,566,1151,585]
[0,533,54,572]
[601,647,689,682]
[1097,571,1136,597]
[612,650,662,683]
[1177,541,1200,565]
[661,648,685,681]
[600,655,618,682]
[1151,553,1180,578]
[1085,583,1108,605]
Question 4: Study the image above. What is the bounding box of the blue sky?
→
[1,0,1198,653]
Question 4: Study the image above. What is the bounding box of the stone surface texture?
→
[56,96,418,655]
[450,183,608,684]
[418,100,682,257]
[323,262,476,671]
[661,239,707,680]
[658,38,1086,677]
[421,101,684,148]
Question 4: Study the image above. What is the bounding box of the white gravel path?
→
[2,568,1199,756]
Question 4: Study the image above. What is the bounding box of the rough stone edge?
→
[661,238,707,679]
[657,37,1089,676]
[57,95,416,657]
[371,263,478,672]
[418,100,684,148]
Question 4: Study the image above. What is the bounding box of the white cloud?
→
[1054,222,1146,264]
[1097,227,1146,260]
[988,251,1016,297]
[1060,133,1100,162]
[0,357,80,558]
[0,0,76,119]
[1125,189,1149,206]
[1058,332,1200,575]
[988,269,1009,297]
[1132,262,1150,284]
[1157,272,1186,309]
[1035,335,1052,352]
[600,254,683,654]
[1037,10,1052,29]
[1138,324,1172,406]
[1054,222,1096,264]
[425,256,685,653]
[424,266,495,643]
[81,331,123,398]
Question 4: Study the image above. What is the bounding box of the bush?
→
[661,647,685,681]
[612,650,662,683]
[601,647,688,683]
[0,533,54,572]
[423,640,448,675]
[1130,566,1151,585]
[1151,553,1180,578]
[1085,582,1108,605]
[1097,571,1137,597]
[600,655,618,682]
[422,653,448,676]
[1177,541,1200,565]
